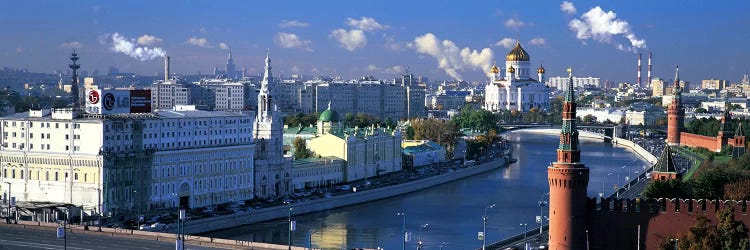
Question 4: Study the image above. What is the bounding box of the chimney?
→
[647,51,652,86]
[637,53,642,87]
[164,56,170,82]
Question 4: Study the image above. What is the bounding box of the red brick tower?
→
[667,66,684,146]
[548,69,589,250]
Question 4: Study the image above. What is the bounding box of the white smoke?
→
[566,5,647,51]
[110,33,166,61]
[411,33,493,81]
[219,42,230,50]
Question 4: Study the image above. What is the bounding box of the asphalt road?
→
[0,225,217,250]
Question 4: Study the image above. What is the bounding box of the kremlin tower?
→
[548,69,589,250]
[666,66,684,146]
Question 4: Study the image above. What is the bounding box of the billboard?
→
[85,88,152,114]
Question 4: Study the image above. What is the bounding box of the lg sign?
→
[103,93,116,111]
[88,90,100,104]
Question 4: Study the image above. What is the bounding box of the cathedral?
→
[484,41,550,112]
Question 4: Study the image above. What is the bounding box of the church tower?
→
[667,66,684,146]
[548,68,589,250]
[254,50,283,160]
[226,50,236,78]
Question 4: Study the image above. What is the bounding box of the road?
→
[0,225,218,250]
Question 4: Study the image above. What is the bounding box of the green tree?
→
[405,126,415,140]
[643,179,690,199]
[292,137,311,160]
[677,214,720,250]
[716,206,750,250]
[723,179,750,201]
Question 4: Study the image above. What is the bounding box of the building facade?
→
[190,79,245,111]
[0,107,255,217]
[546,76,601,91]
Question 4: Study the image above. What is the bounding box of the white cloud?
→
[199,27,207,34]
[504,17,526,31]
[529,37,547,46]
[291,65,301,72]
[60,41,83,49]
[346,17,389,31]
[186,36,212,48]
[110,33,166,61]
[275,32,313,52]
[15,47,26,53]
[560,1,577,15]
[366,64,379,72]
[137,34,162,46]
[278,20,309,28]
[219,42,230,50]
[411,33,494,81]
[495,38,515,49]
[330,29,367,51]
[383,35,404,51]
[567,6,647,51]
[384,65,404,75]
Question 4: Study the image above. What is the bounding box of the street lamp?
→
[133,190,140,230]
[670,238,679,250]
[284,201,294,250]
[539,193,549,234]
[417,223,428,250]
[397,212,406,250]
[482,204,496,250]
[4,182,10,224]
[520,223,529,250]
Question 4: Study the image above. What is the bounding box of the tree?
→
[292,137,311,160]
[405,126,415,140]
[643,179,690,199]
[723,179,750,201]
[716,206,750,250]
[694,107,708,113]
[582,114,596,124]
[678,214,720,250]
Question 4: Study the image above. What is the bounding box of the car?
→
[339,185,351,191]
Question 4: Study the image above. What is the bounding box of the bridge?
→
[498,123,623,142]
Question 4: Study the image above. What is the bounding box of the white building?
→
[253,51,293,200]
[576,108,625,124]
[0,106,255,218]
[315,79,409,121]
[190,78,245,111]
[547,76,601,91]
[484,41,550,112]
[150,80,190,110]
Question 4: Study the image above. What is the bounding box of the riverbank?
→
[505,128,657,165]
[184,156,510,235]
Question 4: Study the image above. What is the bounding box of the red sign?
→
[88,89,100,104]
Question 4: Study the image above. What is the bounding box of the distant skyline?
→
[1,1,748,84]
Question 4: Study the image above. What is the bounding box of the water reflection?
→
[204,131,650,249]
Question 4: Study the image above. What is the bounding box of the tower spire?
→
[68,49,81,108]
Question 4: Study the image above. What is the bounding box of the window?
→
[46,171,49,181]
[12,169,16,178]
[55,172,59,181]
[20,170,24,179]
[84,173,87,182]
[74,173,78,180]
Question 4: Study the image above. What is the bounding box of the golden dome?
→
[506,41,530,62]
[490,63,499,74]
[537,65,545,74]
[507,65,515,73]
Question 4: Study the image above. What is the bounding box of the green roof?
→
[319,109,339,122]
[653,146,677,173]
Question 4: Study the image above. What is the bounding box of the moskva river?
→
[204,130,650,249]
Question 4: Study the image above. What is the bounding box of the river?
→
[203,130,650,249]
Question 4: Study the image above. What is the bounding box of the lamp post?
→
[670,238,679,250]
[97,187,102,232]
[539,194,548,234]
[482,204,495,250]
[284,201,293,250]
[397,212,406,250]
[520,223,528,250]
[4,182,10,224]
[417,223,428,250]
[134,190,140,230]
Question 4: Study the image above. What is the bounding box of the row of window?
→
[2,168,89,182]
[2,121,80,129]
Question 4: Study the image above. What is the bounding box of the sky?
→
[1,0,749,84]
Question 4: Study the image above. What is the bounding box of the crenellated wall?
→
[586,197,750,250]
[679,132,723,152]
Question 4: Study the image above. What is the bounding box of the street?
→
[0,224,217,250]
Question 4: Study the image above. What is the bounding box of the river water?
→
[204,130,650,249]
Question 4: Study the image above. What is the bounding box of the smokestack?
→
[164,56,170,82]
[637,53,642,87]
[647,51,652,86]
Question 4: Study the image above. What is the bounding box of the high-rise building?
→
[546,76,601,91]
[701,79,728,90]
[547,69,589,249]
[190,79,245,111]
[651,78,667,97]
[226,51,236,78]
[150,80,191,110]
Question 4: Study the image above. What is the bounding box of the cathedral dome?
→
[507,65,515,74]
[506,41,530,62]
[490,63,499,74]
[537,65,545,74]
[319,109,339,122]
